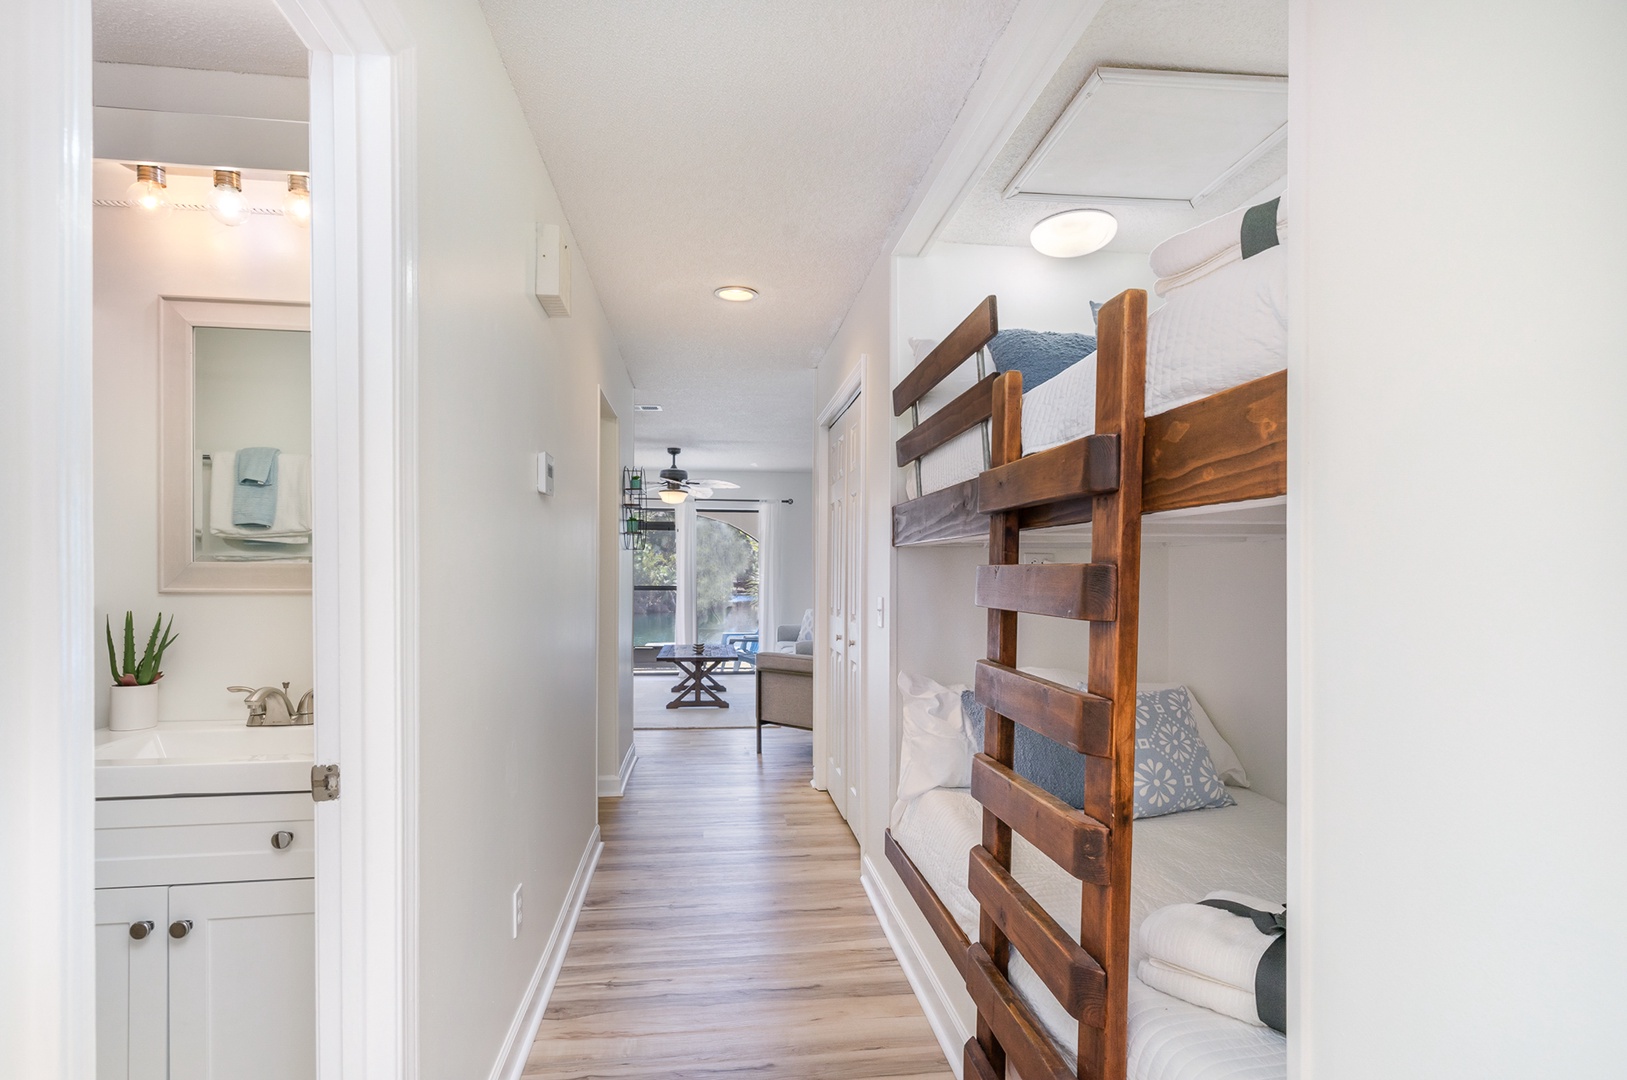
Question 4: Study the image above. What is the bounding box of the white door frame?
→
[2,1,421,1075]
[276,2,420,1077]
[812,365,865,796]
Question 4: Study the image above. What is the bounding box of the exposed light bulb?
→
[208,169,249,226]
[1029,208,1118,258]
[283,173,311,228]
[658,487,688,505]
[124,164,170,214]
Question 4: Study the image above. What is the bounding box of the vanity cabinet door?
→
[95,886,169,1080]
[167,878,315,1080]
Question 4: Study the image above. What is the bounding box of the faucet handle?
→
[228,686,256,695]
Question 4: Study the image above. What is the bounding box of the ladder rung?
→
[977,434,1119,513]
[975,660,1111,758]
[964,943,1075,1080]
[970,754,1109,884]
[968,845,1106,1025]
[975,562,1116,621]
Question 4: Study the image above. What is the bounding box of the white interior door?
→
[168,878,316,1080]
[95,886,168,1080]
[826,396,863,825]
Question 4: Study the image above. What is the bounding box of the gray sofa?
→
[755,650,813,752]
[775,623,814,656]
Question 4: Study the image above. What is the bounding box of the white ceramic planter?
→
[109,683,160,731]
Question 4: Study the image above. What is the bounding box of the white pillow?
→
[892,671,975,826]
[796,608,815,642]
[1016,666,1251,789]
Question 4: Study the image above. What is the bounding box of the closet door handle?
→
[271,830,295,850]
[128,920,154,940]
[169,920,193,939]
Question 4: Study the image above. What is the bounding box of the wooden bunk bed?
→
[883,289,1286,1080]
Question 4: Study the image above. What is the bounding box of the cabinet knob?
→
[128,920,154,940]
[271,830,295,850]
[169,920,193,939]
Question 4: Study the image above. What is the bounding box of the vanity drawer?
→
[96,793,315,889]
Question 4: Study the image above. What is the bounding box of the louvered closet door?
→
[841,396,863,820]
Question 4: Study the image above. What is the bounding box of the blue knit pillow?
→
[986,328,1096,390]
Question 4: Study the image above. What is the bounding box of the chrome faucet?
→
[228,682,315,727]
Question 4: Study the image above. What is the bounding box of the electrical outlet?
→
[1024,551,1055,565]
[512,884,523,939]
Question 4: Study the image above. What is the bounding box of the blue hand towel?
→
[233,447,280,528]
[986,328,1097,390]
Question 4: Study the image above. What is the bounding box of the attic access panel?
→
[1005,67,1287,209]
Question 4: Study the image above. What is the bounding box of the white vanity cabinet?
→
[95,793,315,1080]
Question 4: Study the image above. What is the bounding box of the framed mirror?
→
[159,297,312,593]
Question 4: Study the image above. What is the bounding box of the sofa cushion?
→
[756,651,813,675]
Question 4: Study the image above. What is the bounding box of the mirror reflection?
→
[192,326,312,563]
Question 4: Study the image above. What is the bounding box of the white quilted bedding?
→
[892,786,1287,1080]
[911,247,1286,497]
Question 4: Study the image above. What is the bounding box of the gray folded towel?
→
[233,446,280,528]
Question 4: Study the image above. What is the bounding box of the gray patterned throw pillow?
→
[1134,687,1234,818]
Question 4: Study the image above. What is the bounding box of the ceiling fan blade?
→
[687,486,713,499]
[693,479,740,490]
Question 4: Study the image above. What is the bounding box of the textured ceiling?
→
[942,0,1287,253]
[479,0,1020,473]
[93,0,308,77]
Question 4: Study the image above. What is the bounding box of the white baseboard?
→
[487,826,603,1080]
[859,852,970,1079]
[597,742,638,797]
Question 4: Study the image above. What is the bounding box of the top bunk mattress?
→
[907,196,1287,499]
[892,785,1287,1080]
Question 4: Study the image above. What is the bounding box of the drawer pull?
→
[169,920,192,939]
[128,920,154,940]
[271,830,295,850]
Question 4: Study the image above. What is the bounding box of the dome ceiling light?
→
[1029,208,1118,258]
[713,286,758,302]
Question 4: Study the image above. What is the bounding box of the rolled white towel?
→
[1137,890,1286,1029]
[1150,192,1289,296]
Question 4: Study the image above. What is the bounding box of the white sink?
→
[96,720,314,799]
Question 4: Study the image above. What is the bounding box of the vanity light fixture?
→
[208,170,250,226]
[658,486,689,505]
[1029,208,1118,258]
[714,285,758,302]
[283,174,311,227]
[125,164,171,213]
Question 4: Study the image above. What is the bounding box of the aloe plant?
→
[105,612,178,687]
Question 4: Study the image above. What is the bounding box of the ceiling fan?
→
[655,447,739,504]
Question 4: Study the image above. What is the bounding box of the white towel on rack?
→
[208,450,312,542]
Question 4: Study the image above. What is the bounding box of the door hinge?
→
[312,763,341,802]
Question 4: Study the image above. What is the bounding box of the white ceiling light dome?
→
[713,286,758,302]
[1029,208,1118,258]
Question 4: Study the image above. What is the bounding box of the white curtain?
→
[756,502,777,654]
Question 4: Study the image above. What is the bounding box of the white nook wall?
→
[1290,2,1627,1074]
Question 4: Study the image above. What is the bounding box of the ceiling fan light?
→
[658,487,688,505]
[1030,208,1117,258]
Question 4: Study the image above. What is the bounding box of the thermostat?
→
[536,453,555,496]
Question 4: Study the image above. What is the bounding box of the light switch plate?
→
[536,452,554,496]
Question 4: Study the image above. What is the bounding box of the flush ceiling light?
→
[283,173,311,228]
[125,164,170,214]
[208,169,249,226]
[714,286,758,302]
[1029,208,1118,258]
[658,486,689,505]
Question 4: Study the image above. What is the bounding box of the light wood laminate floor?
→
[524,727,952,1079]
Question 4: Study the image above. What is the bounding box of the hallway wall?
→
[403,0,635,1075]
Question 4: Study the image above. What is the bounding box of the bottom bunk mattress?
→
[892,785,1286,1080]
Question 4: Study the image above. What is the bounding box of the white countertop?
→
[95,720,313,799]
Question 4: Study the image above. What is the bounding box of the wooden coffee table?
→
[656,645,741,709]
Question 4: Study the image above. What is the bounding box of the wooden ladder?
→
[962,289,1147,1080]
